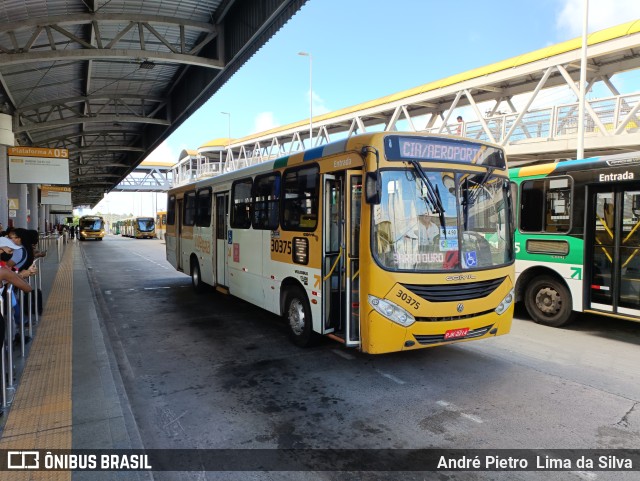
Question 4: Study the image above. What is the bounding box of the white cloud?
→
[254,112,279,132]
[556,0,640,38]
[142,140,177,164]
[312,91,330,116]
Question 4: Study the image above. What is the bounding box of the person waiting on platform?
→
[456,115,464,136]
[2,228,27,271]
[0,236,35,346]
[3,229,38,340]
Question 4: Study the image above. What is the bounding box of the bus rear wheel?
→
[284,287,314,347]
[524,275,575,327]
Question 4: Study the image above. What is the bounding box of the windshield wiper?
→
[462,168,496,230]
[410,161,447,236]
[469,167,494,205]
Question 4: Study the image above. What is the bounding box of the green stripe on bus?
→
[274,157,289,169]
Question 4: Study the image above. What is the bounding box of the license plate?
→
[444,328,469,340]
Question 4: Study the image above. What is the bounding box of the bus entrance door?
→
[323,175,344,336]
[323,172,361,346]
[215,193,229,288]
[176,199,183,271]
[588,187,640,317]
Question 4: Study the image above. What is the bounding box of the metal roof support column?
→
[556,65,610,136]
[318,126,330,145]
[437,90,464,134]
[600,75,620,96]
[385,106,403,132]
[401,106,417,132]
[463,89,497,144]
[238,145,248,169]
[614,101,640,135]
[28,184,38,230]
[423,113,438,130]
[501,67,554,146]
[505,98,534,139]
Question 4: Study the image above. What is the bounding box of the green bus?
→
[511,151,640,327]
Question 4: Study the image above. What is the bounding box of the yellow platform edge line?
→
[0,244,74,481]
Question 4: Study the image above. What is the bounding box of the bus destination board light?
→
[385,135,506,169]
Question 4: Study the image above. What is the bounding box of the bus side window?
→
[231,178,253,229]
[195,188,212,227]
[252,173,280,230]
[167,196,176,225]
[183,191,196,226]
[520,180,544,232]
[282,165,319,232]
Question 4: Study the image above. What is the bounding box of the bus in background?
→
[121,217,156,238]
[156,211,167,240]
[79,215,105,241]
[511,151,640,327]
[166,132,515,354]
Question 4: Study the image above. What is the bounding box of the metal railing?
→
[436,92,640,145]
[168,90,640,187]
[2,253,45,410]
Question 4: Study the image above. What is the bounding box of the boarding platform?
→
[0,239,149,480]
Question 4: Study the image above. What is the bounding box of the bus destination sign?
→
[385,136,506,169]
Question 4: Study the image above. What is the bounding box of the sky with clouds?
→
[94,0,640,215]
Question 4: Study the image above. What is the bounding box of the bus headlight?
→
[368,295,416,327]
[495,289,515,315]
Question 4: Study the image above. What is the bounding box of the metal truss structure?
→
[0,0,307,206]
[168,20,640,187]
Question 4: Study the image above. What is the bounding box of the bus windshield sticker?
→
[385,135,506,169]
[464,251,478,268]
[439,237,458,251]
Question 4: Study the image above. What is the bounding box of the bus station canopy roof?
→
[0,0,306,207]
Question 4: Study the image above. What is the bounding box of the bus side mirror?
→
[365,172,381,204]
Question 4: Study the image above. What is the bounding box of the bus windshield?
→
[80,218,103,231]
[137,218,155,232]
[372,169,513,272]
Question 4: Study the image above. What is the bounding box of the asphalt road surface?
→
[80,236,640,481]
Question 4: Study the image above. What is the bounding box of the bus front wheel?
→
[284,287,314,347]
[191,259,205,293]
[524,275,575,327]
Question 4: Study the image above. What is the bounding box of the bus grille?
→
[416,309,495,322]
[402,277,506,302]
[413,325,494,345]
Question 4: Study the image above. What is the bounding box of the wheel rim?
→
[535,287,561,315]
[288,298,306,336]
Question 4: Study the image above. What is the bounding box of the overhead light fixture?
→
[139,60,155,70]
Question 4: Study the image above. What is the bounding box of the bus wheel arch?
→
[281,279,315,347]
[519,268,575,327]
[190,255,205,293]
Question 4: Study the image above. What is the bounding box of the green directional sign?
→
[570,267,582,280]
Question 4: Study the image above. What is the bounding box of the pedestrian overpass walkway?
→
[169,19,640,185]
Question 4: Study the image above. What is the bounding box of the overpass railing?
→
[170,90,640,188]
[435,91,640,145]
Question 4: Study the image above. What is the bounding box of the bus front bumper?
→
[364,305,513,354]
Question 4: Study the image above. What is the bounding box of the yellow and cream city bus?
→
[165,132,515,353]
[121,216,156,238]
[78,215,105,241]
[156,211,167,240]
